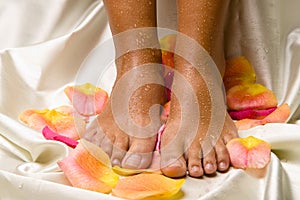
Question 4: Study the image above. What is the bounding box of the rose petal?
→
[64,83,108,116]
[164,72,174,101]
[226,83,278,111]
[226,136,271,169]
[262,103,290,124]
[42,126,78,148]
[162,51,175,70]
[112,165,159,176]
[161,102,170,123]
[159,34,176,53]
[19,107,85,140]
[58,155,113,194]
[223,56,256,91]
[112,173,184,200]
[235,104,290,130]
[234,119,263,130]
[55,105,90,122]
[58,140,119,193]
[228,107,277,120]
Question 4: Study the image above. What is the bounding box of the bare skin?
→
[84,0,238,177]
[160,0,238,178]
[84,0,165,169]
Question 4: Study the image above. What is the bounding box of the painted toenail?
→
[112,159,121,166]
[125,154,142,168]
[205,163,214,171]
[219,162,227,169]
[191,165,200,172]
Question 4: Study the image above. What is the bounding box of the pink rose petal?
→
[42,126,78,148]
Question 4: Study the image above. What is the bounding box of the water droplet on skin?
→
[134,24,137,28]
[144,85,151,91]
[148,1,152,5]
[264,48,269,53]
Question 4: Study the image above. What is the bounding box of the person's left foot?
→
[160,58,238,178]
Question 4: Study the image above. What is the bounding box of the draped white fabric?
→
[0,0,300,199]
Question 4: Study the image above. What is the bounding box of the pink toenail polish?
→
[205,163,214,171]
[191,165,200,172]
[219,162,227,169]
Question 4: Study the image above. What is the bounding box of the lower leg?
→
[160,0,238,177]
[84,0,166,169]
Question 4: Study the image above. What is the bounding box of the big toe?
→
[161,156,187,178]
[122,137,156,169]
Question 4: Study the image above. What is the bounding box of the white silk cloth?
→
[0,0,300,199]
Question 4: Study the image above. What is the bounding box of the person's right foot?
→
[84,49,166,169]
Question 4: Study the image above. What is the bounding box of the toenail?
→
[112,159,121,166]
[205,163,215,171]
[219,162,227,170]
[191,165,200,172]
[124,154,142,168]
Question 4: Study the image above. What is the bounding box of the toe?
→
[83,127,105,147]
[215,140,230,172]
[122,137,156,169]
[187,143,204,177]
[111,135,129,166]
[161,156,187,178]
[100,135,114,157]
[203,149,217,175]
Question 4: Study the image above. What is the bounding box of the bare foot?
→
[84,49,166,169]
[160,57,238,178]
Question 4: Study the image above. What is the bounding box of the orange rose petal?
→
[58,140,119,193]
[19,107,85,140]
[53,105,74,115]
[161,101,170,123]
[160,34,176,72]
[262,103,290,124]
[112,166,159,176]
[234,119,263,130]
[162,52,174,69]
[226,83,278,111]
[159,34,176,53]
[64,83,108,116]
[112,173,184,200]
[19,109,48,131]
[223,56,256,91]
[55,105,89,122]
[226,136,271,169]
[234,104,290,130]
[58,154,113,193]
